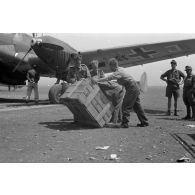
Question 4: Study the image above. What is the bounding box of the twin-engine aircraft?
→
[1,33,195,103]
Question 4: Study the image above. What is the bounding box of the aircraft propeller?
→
[12,47,32,72]
[12,33,38,72]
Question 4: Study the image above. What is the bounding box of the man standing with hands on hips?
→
[160,60,185,116]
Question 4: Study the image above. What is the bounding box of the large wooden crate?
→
[60,79,114,127]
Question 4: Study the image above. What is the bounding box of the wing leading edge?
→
[81,39,195,72]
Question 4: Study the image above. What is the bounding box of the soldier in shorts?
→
[160,60,185,116]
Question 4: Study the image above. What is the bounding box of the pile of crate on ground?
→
[60,79,114,127]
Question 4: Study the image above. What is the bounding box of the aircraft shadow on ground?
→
[6,102,50,107]
[0,98,50,106]
[0,98,26,103]
[39,119,97,131]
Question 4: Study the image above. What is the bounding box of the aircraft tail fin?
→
[137,72,148,93]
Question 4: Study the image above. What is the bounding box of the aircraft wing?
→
[81,39,195,72]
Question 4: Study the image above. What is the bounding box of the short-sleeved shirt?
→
[27,69,40,83]
[107,67,139,91]
[66,64,91,83]
[161,69,185,89]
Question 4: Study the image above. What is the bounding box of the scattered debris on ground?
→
[109,154,120,161]
[89,157,97,161]
[176,156,191,163]
[95,146,110,150]
[145,155,153,161]
[186,124,195,128]
[67,158,72,161]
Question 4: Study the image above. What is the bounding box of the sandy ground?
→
[0,86,195,163]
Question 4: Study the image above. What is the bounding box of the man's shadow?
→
[157,117,181,121]
[39,119,97,131]
[144,109,167,115]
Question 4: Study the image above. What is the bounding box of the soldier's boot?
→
[191,105,195,121]
[174,110,179,116]
[182,106,191,120]
[167,110,171,116]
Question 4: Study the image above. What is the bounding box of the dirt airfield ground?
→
[0,85,195,163]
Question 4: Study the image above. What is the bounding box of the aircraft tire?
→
[48,83,67,104]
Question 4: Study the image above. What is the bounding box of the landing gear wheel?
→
[48,83,68,104]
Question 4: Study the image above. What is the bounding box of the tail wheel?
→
[48,83,68,104]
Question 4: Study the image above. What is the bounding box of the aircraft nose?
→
[31,38,42,47]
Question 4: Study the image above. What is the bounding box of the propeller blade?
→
[12,48,32,72]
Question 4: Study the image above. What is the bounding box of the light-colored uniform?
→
[107,67,148,125]
[26,69,40,102]
[91,68,125,123]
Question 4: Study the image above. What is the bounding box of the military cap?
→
[185,66,192,71]
[171,60,177,65]
[108,58,119,66]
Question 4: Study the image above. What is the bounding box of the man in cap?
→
[160,60,185,116]
[26,64,40,103]
[89,59,125,124]
[66,53,91,124]
[92,58,149,128]
[66,53,91,84]
[89,60,105,79]
[182,66,195,120]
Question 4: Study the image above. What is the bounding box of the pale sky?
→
[40,33,195,87]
